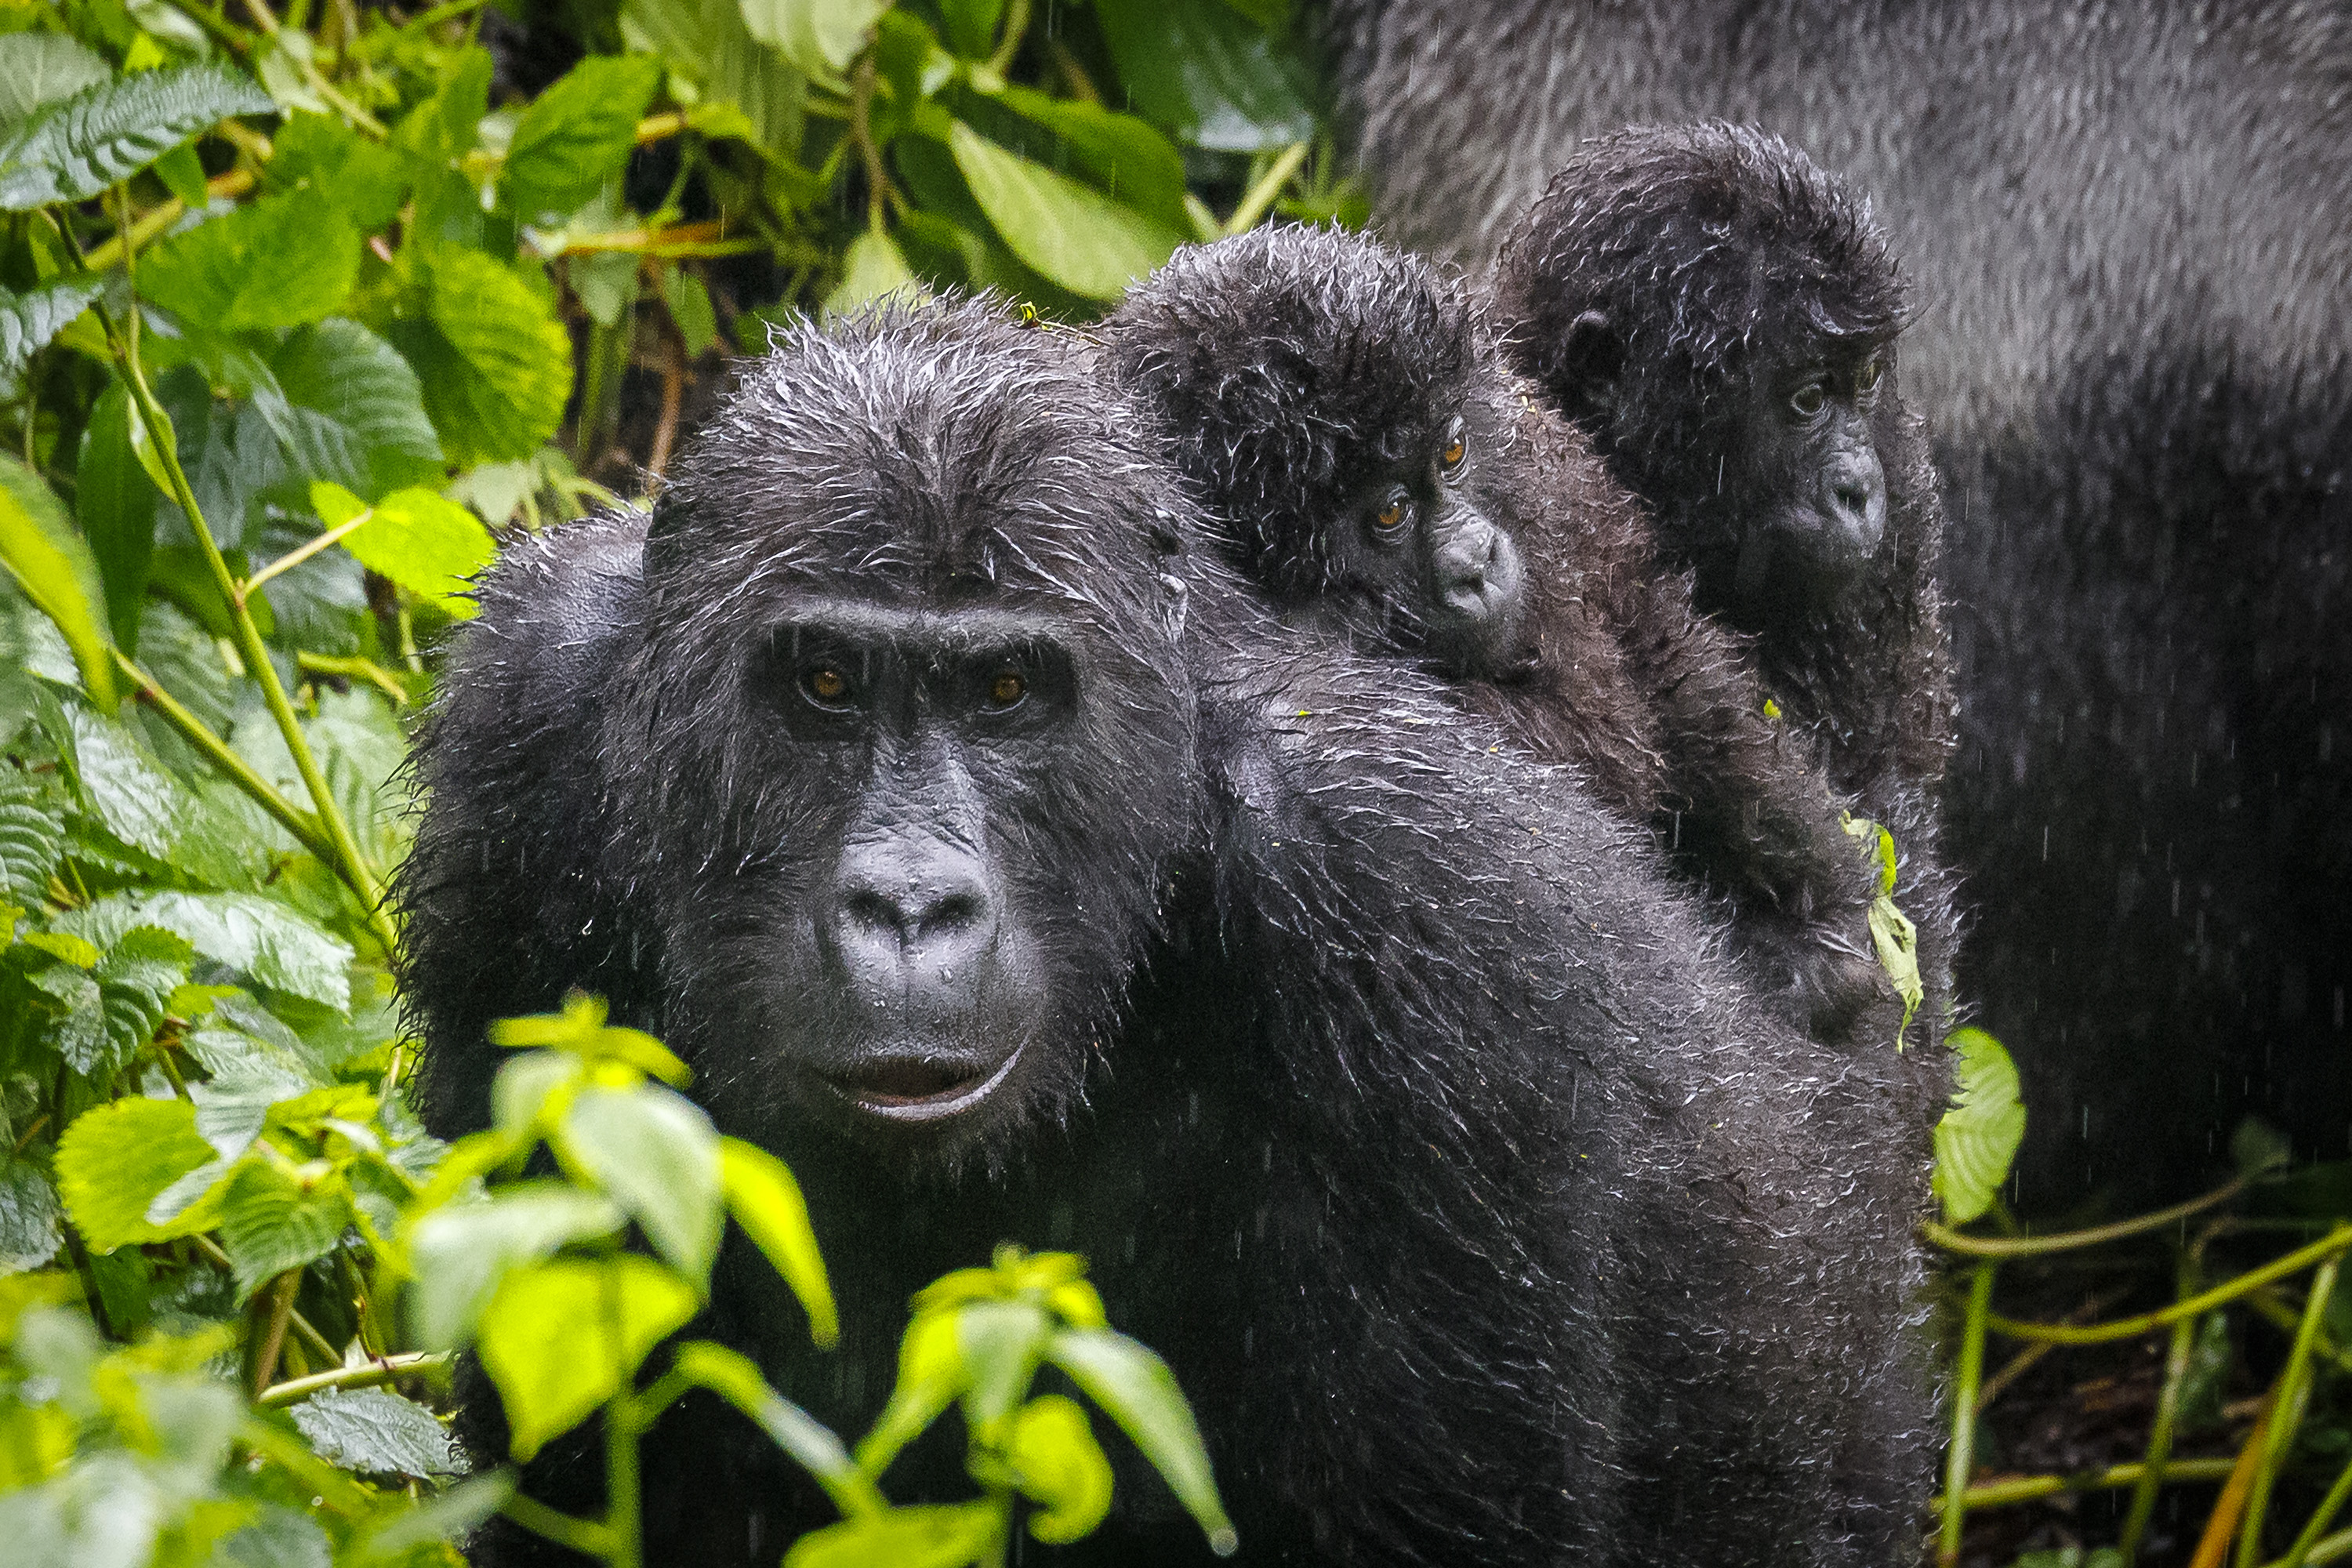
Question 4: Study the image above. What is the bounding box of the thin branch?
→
[1935,1457,2240,1512]
[1926,1174,2252,1258]
[1938,1261,1994,1566]
[238,0,388,136]
[245,507,374,596]
[297,652,413,707]
[502,1493,619,1559]
[2187,1393,2276,1568]
[985,0,1031,76]
[259,1351,452,1407]
[646,344,684,480]
[1988,1227,2352,1346]
[1224,142,1309,236]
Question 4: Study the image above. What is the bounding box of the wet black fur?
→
[1493,124,1962,1063]
[1327,0,2352,1203]
[401,298,1939,1564]
[1105,223,1910,1051]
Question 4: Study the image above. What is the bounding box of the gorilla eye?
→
[1788,381,1829,419]
[1371,486,1416,543]
[985,669,1027,710]
[1440,418,1468,477]
[801,666,853,708]
[1856,359,1883,394]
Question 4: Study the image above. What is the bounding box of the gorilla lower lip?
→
[834,1046,1022,1122]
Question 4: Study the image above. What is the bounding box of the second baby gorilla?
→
[403,299,1938,1563]
[1105,223,1904,1050]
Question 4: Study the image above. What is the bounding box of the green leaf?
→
[556,1083,722,1285]
[856,1306,961,1478]
[946,122,1181,299]
[58,890,355,1010]
[476,1255,699,1460]
[57,699,186,859]
[738,0,892,80]
[0,1155,64,1273]
[669,1342,880,1516]
[622,0,804,155]
[972,85,1191,234]
[1933,1028,2027,1225]
[270,319,446,501]
[140,189,358,332]
[936,0,1005,58]
[405,1184,627,1351]
[0,274,103,381]
[0,774,67,907]
[391,47,492,167]
[152,140,208,209]
[264,111,412,234]
[90,924,197,1076]
[0,34,111,125]
[782,1504,1002,1568]
[213,1505,332,1568]
[503,53,664,220]
[2231,1118,2293,1179]
[0,64,276,210]
[659,266,718,358]
[74,381,159,652]
[958,1298,1052,1439]
[719,1138,836,1345]
[397,248,575,466]
[218,1158,355,1299]
[309,481,493,615]
[0,454,116,710]
[823,227,923,316]
[289,1386,458,1476]
[53,1095,223,1250]
[1093,0,1312,151]
[1046,1327,1235,1554]
[1009,1394,1113,1544]
[355,1470,516,1561]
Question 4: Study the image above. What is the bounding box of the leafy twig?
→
[258,1350,451,1407]
[1988,1228,2352,1345]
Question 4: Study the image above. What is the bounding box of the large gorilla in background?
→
[1325,0,2352,1204]
[401,299,1938,1564]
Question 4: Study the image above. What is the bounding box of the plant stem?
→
[296,651,412,706]
[502,1493,619,1558]
[2281,1453,2352,1568]
[1926,1173,2252,1258]
[1939,1261,1994,1567]
[1224,141,1310,236]
[1936,1457,2241,1511]
[2240,1258,2341,1568]
[2122,1257,2205,1563]
[102,306,402,960]
[604,1265,642,1568]
[258,1350,451,1407]
[2190,1393,2278,1568]
[245,508,376,595]
[251,1270,300,1396]
[113,649,336,861]
[1988,1226,2352,1345]
[238,0,388,135]
[986,0,1031,75]
[849,55,889,232]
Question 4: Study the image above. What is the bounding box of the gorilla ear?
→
[1558,309,1626,402]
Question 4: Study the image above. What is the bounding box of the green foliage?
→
[1933,1029,2027,1225]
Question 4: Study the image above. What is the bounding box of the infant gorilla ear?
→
[1102,226,1533,678]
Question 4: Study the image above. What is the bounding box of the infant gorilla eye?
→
[1441,417,1468,475]
[985,668,1027,709]
[1855,358,1883,394]
[1371,485,1416,543]
[1788,380,1828,419]
[801,666,851,707]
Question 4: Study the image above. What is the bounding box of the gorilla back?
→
[403,299,1936,1564]
[1327,0,2352,1202]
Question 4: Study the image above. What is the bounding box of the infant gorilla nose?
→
[1817,446,1887,556]
[1430,512,1526,622]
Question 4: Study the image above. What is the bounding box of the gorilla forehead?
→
[648,299,1184,643]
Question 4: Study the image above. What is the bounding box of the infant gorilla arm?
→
[403,297,1936,1565]
[1105,225,1893,1044]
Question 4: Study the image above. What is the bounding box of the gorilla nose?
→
[1432,523,1503,616]
[1823,453,1888,553]
[829,843,1000,1006]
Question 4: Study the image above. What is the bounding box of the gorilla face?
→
[1730,343,1894,600]
[613,305,1199,1171]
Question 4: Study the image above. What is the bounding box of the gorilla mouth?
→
[829,1046,1024,1123]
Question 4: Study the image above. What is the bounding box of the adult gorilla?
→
[402,299,1936,1563]
[1326,0,2352,1203]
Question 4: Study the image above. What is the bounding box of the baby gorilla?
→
[1494,122,1960,1044]
[1106,224,1893,1044]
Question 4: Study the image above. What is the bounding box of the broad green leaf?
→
[0,34,111,125]
[270,320,445,501]
[0,64,275,210]
[0,454,116,709]
[140,189,358,332]
[719,1138,837,1345]
[404,1184,626,1351]
[489,994,690,1083]
[265,111,413,234]
[309,481,494,614]
[670,1342,880,1516]
[399,249,575,466]
[152,140,208,208]
[824,227,923,316]
[58,890,355,1010]
[476,1255,699,1460]
[213,1505,332,1568]
[855,1306,961,1478]
[1094,0,1312,151]
[946,123,1181,300]
[0,775,66,906]
[2232,1118,2293,1178]
[53,1096,223,1250]
[621,0,804,154]
[391,47,492,167]
[1933,1028,2027,1224]
[783,1504,1001,1568]
[89,924,197,1078]
[218,1158,356,1299]
[289,1387,458,1476]
[937,0,1005,57]
[355,1470,517,1561]
[739,0,892,80]
[1047,1327,1235,1554]
[660,266,718,357]
[75,381,159,652]
[0,1155,63,1273]
[503,54,664,220]
[974,86,1191,234]
[1010,1394,1113,1544]
[58,700,187,858]
[557,1083,722,1284]
[191,1068,311,1161]
[0,275,103,380]
[958,1297,1052,1439]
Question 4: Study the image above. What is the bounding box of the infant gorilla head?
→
[1104,226,1534,677]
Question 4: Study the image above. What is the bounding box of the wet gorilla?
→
[1493,124,1960,1051]
[1326,0,2352,1203]
[403,298,1939,1566]
[1105,223,1898,1047]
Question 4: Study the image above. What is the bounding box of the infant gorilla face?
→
[1331,411,1530,677]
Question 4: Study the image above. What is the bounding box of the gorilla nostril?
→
[1833,482,1868,516]
[918,891,986,939]
[841,888,906,936]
